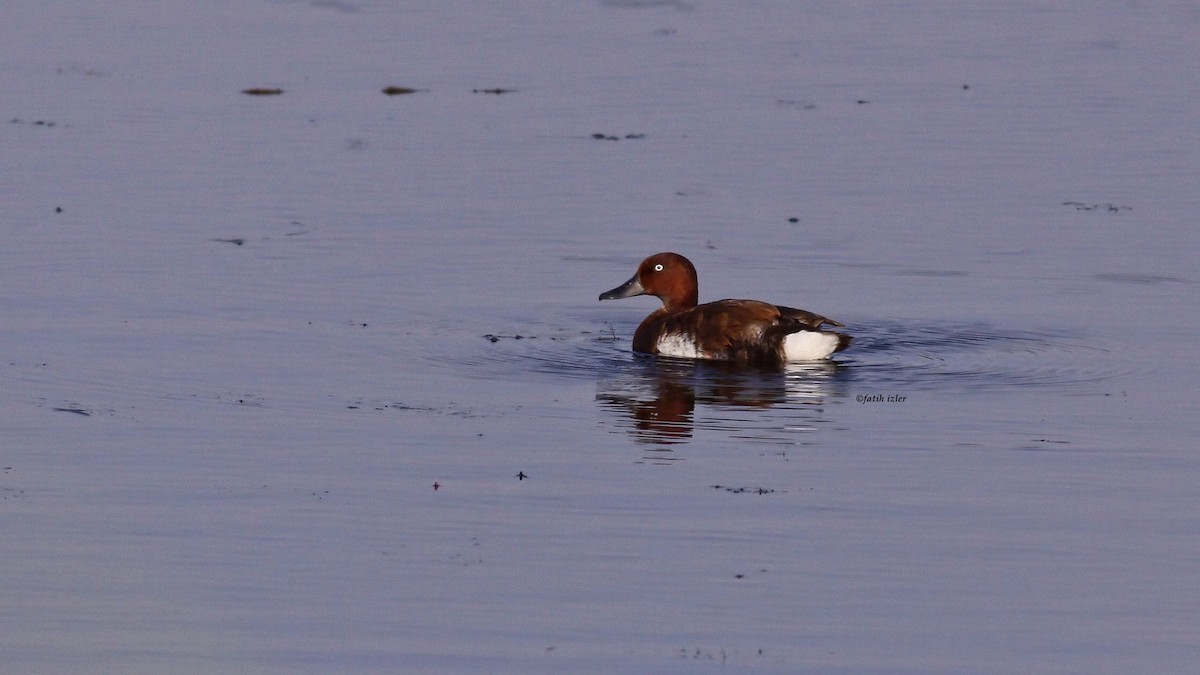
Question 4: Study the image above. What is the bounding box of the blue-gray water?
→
[3,2,1197,673]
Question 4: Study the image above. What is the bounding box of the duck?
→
[599,252,851,365]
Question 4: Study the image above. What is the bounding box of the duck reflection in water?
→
[596,354,844,446]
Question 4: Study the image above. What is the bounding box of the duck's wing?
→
[774,304,844,329]
[691,300,841,338]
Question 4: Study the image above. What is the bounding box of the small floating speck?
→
[241,88,284,96]
[472,88,513,94]
[212,238,245,246]
[382,86,419,96]
[776,99,817,110]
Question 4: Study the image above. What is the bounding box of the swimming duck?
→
[599,252,851,365]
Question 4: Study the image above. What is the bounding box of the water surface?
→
[3,1,1197,673]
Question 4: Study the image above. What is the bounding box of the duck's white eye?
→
[654,264,664,272]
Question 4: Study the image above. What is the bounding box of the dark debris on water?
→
[591,132,645,141]
[52,407,92,416]
[10,118,61,127]
[484,333,528,342]
[711,485,778,495]
[483,333,566,343]
[1062,200,1131,213]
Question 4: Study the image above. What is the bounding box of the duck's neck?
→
[661,286,698,311]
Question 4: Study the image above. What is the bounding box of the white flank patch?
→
[783,331,839,361]
[655,333,702,359]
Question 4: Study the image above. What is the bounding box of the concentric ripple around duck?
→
[413,316,1136,448]
[838,319,1130,392]
[457,317,1128,393]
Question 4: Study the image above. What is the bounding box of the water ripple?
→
[461,318,1126,393]
[838,319,1129,391]
[436,316,1130,446]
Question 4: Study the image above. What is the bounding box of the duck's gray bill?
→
[599,274,645,301]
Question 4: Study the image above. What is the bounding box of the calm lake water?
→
[3,1,1198,673]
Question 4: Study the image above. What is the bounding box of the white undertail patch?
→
[783,331,840,361]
